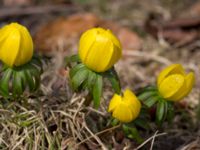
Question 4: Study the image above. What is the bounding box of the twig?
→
[11,133,27,150]
[53,110,73,119]
[83,122,107,150]
[86,107,107,116]
[0,134,9,147]
[123,50,172,65]
[73,98,85,123]
[150,130,158,150]
[0,5,77,18]
[180,138,200,150]
[135,132,167,150]
[76,124,121,146]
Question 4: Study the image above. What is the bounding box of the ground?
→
[0,0,200,149]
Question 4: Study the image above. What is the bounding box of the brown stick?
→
[0,5,78,18]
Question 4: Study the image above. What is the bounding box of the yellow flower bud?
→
[0,23,33,67]
[78,28,122,72]
[157,64,195,101]
[108,89,141,123]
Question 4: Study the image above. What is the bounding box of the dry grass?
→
[0,43,199,149]
[1,0,200,149]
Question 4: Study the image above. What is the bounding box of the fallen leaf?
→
[163,17,200,29]
[117,28,142,50]
[34,13,99,55]
[34,13,142,56]
[164,30,198,47]
[145,13,200,47]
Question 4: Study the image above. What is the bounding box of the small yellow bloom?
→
[0,23,33,67]
[108,89,141,123]
[157,64,195,101]
[78,27,122,72]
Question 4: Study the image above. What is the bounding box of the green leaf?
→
[28,65,41,91]
[156,100,166,125]
[167,102,174,123]
[134,118,150,130]
[18,70,27,91]
[122,124,129,133]
[104,67,121,94]
[137,85,157,95]
[143,85,157,91]
[71,68,89,90]
[31,57,43,73]
[86,70,97,90]
[163,101,168,121]
[138,91,158,101]
[0,68,12,97]
[111,118,120,126]
[24,70,35,91]
[12,71,23,96]
[106,74,121,94]
[70,55,80,62]
[65,54,80,64]
[122,124,143,143]
[31,55,42,65]
[65,54,80,63]
[69,63,85,78]
[92,74,103,108]
[33,75,40,91]
[1,64,9,71]
[26,63,40,78]
[143,96,160,108]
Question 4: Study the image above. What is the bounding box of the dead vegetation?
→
[0,0,200,149]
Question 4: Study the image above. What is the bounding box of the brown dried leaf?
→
[145,14,199,47]
[162,29,198,45]
[34,13,142,55]
[163,17,200,29]
[34,13,99,55]
[117,28,142,50]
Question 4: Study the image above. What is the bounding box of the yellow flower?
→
[78,27,122,72]
[108,89,141,123]
[157,64,195,101]
[0,23,33,67]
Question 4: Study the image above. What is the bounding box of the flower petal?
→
[79,28,97,62]
[157,64,185,86]
[112,103,133,123]
[123,89,141,119]
[78,28,121,72]
[105,42,121,71]
[123,89,140,107]
[108,89,141,123]
[105,29,122,49]
[13,24,33,66]
[0,26,20,67]
[172,72,195,101]
[0,25,10,43]
[158,74,185,100]
[0,23,33,67]
[108,94,122,112]
[84,36,114,72]
[103,29,122,71]
[184,72,195,95]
